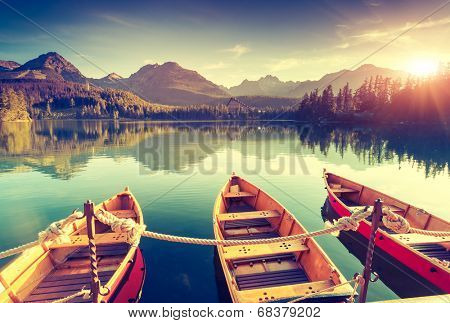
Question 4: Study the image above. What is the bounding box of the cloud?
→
[222,44,250,58]
[99,14,137,28]
[266,58,299,72]
[336,43,350,49]
[365,1,381,7]
[339,17,450,48]
[203,61,228,70]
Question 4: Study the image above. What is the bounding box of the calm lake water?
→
[0,120,448,302]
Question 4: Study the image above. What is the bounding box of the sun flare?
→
[407,59,439,76]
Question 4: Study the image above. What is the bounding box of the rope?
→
[50,287,91,303]
[0,241,40,260]
[1,204,448,260]
[95,207,372,246]
[95,209,146,247]
[382,207,450,236]
[0,210,82,260]
[38,209,83,244]
[281,275,364,303]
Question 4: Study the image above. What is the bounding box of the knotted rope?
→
[0,210,83,260]
[95,209,146,247]
[95,207,372,246]
[382,207,450,237]
[38,209,83,244]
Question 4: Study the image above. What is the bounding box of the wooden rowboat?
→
[323,170,450,293]
[0,187,146,303]
[213,174,354,303]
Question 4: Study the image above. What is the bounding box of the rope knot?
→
[96,209,146,247]
[382,208,410,234]
[38,210,83,244]
[335,216,359,232]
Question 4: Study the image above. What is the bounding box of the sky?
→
[0,0,449,86]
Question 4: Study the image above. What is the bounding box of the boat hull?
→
[326,189,450,294]
[107,247,146,303]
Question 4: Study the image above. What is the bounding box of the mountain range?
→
[0,52,409,105]
[227,65,409,98]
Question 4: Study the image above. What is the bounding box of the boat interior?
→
[215,176,352,302]
[0,192,139,303]
[325,172,450,264]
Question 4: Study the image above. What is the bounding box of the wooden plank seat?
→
[410,244,450,261]
[223,240,309,261]
[68,243,129,259]
[49,233,128,249]
[237,279,335,302]
[224,192,256,198]
[236,268,309,290]
[392,233,450,245]
[218,210,281,222]
[330,187,359,193]
[350,204,405,214]
[108,209,137,218]
[24,270,115,303]
[224,218,271,230]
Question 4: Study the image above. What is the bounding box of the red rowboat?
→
[0,188,146,303]
[323,170,450,293]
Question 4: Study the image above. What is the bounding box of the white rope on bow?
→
[38,209,83,244]
[0,209,83,260]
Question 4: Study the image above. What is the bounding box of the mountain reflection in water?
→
[0,120,448,179]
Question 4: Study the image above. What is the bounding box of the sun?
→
[407,59,439,76]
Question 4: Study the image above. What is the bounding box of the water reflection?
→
[0,120,448,179]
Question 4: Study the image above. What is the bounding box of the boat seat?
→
[236,268,309,290]
[223,240,309,261]
[224,218,271,230]
[350,204,405,214]
[410,244,450,261]
[330,188,359,193]
[224,192,256,198]
[392,233,450,245]
[109,210,137,218]
[237,279,336,303]
[384,205,405,213]
[48,232,129,249]
[24,270,115,303]
[68,243,129,259]
[218,210,281,223]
